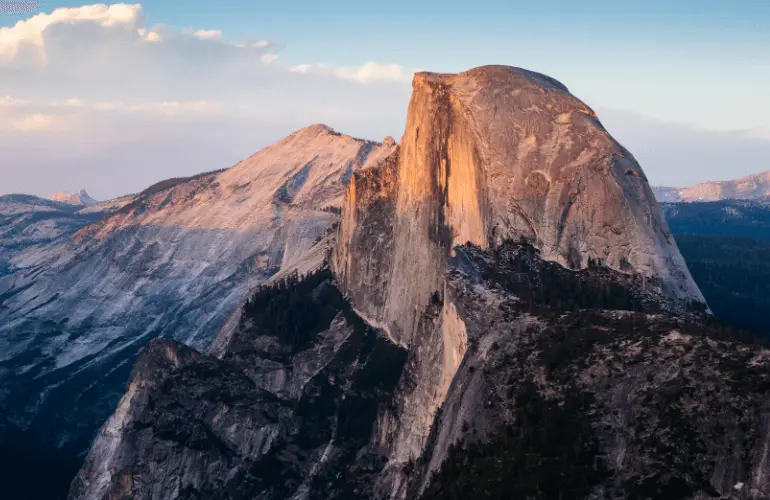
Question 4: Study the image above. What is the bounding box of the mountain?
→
[67,67,770,500]
[1,195,98,261]
[0,194,127,268]
[0,125,395,500]
[652,170,770,202]
[51,189,99,207]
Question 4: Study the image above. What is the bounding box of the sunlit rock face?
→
[335,65,704,350]
[0,124,395,495]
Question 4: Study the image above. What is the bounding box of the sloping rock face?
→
[0,125,394,499]
[0,195,103,265]
[411,243,770,500]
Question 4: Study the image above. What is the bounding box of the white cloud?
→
[192,29,222,40]
[292,61,408,83]
[333,62,406,84]
[0,3,142,64]
[0,95,221,115]
[63,97,85,107]
[11,113,58,132]
[144,30,162,43]
[92,99,222,115]
[0,3,412,198]
[744,128,770,141]
[260,53,278,65]
[0,95,29,106]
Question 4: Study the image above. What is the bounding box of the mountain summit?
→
[51,189,98,206]
[335,65,704,348]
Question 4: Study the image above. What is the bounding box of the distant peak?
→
[51,189,98,206]
[382,136,396,147]
[295,124,338,136]
[288,124,374,144]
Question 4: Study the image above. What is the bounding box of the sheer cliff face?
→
[335,66,703,349]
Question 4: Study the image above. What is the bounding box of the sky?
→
[1,1,769,199]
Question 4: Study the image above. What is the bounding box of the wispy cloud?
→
[0,3,412,198]
[11,113,58,132]
[333,62,406,83]
[290,61,409,83]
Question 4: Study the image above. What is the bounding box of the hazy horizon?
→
[1,1,768,199]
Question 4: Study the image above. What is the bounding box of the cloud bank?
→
[0,3,411,199]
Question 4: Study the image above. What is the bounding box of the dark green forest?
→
[675,235,770,338]
[663,200,770,339]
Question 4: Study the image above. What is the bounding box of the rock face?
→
[0,125,394,499]
[653,169,770,203]
[69,269,408,500]
[0,195,103,265]
[334,66,703,350]
[70,241,770,500]
[67,66,760,500]
[331,66,705,495]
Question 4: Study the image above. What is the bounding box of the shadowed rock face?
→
[68,242,770,500]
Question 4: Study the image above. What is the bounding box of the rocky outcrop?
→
[0,125,395,499]
[69,269,408,500]
[411,243,770,500]
[653,170,770,203]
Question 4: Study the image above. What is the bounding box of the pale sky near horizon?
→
[1,1,768,199]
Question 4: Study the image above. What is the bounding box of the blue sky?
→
[1,1,769,198]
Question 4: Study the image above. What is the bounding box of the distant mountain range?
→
[653,170,770,202]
